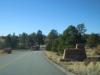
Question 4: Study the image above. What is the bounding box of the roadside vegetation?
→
[46,23,100,55]
[45,23,100,75]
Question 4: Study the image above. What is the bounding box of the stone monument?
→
[62,44,87,61]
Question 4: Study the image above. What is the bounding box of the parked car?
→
[32,45,40,51]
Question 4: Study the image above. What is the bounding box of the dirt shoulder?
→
[45,51,100,75]
[44,51,75,74]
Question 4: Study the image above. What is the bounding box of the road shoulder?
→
[44,51,75,75]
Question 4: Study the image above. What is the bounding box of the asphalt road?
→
[0,50,67,75]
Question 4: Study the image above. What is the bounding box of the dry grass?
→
[45,51,62,63]
[65,62,100,75]
[86,49,96,56]
[95,45,100,55]
[0,50,6,56]
[45,51,100,75]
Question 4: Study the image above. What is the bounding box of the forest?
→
[0,24,100,54]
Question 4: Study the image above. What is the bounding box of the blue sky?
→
[0,0,100,35]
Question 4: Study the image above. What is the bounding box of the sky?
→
[0,0,100,35]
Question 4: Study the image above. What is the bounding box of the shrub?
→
[67,62,100,75]
[95,45,100,55]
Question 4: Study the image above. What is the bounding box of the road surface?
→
[0,50,68,75]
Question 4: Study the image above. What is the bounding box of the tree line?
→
[0,24,100,54]
[0,30,45,49]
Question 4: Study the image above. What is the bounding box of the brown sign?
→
[62,44,87,61]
